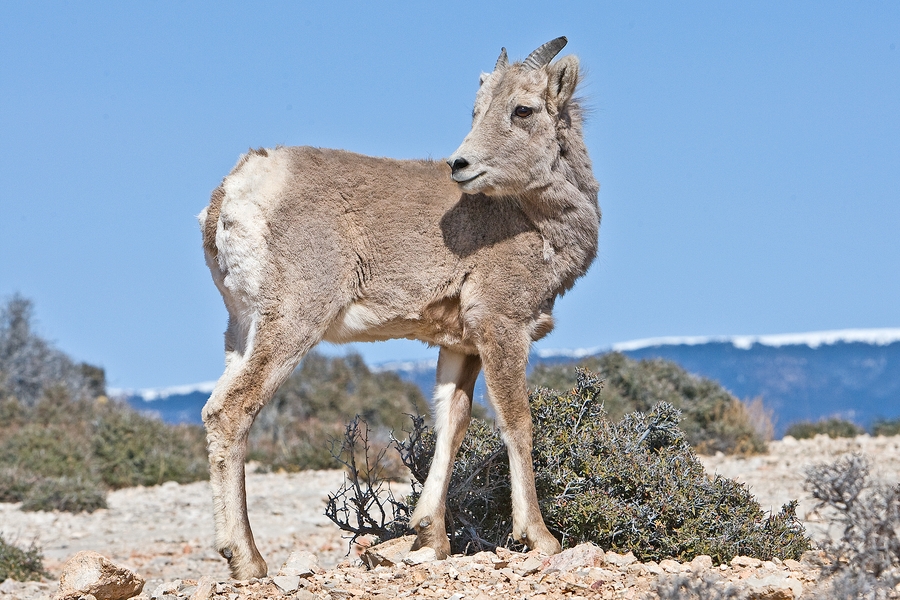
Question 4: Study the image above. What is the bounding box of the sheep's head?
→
[447,37,581,197]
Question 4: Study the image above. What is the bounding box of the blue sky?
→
[1,2,898,389]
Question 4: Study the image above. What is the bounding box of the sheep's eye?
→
[514,106,533,118]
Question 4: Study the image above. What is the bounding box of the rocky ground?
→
[2,434,899,599]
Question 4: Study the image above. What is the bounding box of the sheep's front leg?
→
[410,349,481,558]
[479,332,561,555]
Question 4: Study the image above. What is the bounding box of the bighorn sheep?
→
[199,36,600,579]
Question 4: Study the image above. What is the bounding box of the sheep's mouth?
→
[452,171,485,185]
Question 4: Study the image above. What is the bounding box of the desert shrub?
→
[0,535,46,582]
[249,352,427,472]
[0,467,35,503]
[804,454,900,598]
[871,417,900,437]
[0,297,209,512]
[20,476,107,513]
[0,422,93,481]
[529,352,768,455]
[784,417,864,440]
[92,404,208,488]
[328,369,809,563]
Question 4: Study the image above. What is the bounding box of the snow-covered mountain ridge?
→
[537,327,900,358]
[119,328,900,434]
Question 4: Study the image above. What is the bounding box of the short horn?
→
[494,47,509,71]
[522,36,568,70]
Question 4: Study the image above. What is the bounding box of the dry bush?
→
[804,454,900,598]
[327,369,809,562]
[529,352,769,455]
[324,417,412,547]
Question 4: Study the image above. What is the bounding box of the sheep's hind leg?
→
[410,349,481,558]
[202,314,317,580]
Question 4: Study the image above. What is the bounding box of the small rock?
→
[744,574,802,599]
[519,556,544,575]
[659,559,682,574]
[403,546,438,565]
[152,581,176,598]
[0,579,19,595]
[279,550,321,577]
[731,556,762,569]
[295,591,316,600]
[690,555,713,571]
[189,576,215,600]
[543,543,606,573]
[783,559,802,571]
[272,575,301,593]
[361,536,416,569]
[604,550,637,569]
[56,550,145,600]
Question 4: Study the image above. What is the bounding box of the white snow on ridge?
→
[538,327,900,357]
[371,358,438,373]
[109,381,218,402]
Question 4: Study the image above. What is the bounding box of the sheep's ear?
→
[547,55,579,108]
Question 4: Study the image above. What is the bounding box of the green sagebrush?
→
[0,535,46,582]
[529,352,769,455]
[785,417,864,440]
[331,368,810,564]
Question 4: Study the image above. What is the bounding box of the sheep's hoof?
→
[411,517,450,560]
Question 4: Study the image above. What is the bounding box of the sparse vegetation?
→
[871,417,900,437]
[804,454,900,598]
[328,369,809,564]
[529,352,769,455]
[0,535,46,582]
[248,352,427,473]
[784,417,864,440]
[0,295,208,512]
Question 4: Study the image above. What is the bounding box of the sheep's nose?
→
[448,157,470,173]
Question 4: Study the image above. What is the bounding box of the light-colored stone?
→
[278,550,321,577]
[518,556,544,575]
[543,543,606,573]
[189,576,215,600]
[272,575,301,592]
[744,574,802,599]
[56,551,145,600]
[361,536,416,569]
[731,555,762,568]
[659,559,682,574]
[403,546,438,565]
[0,579,19,595]
[689,555,713,571]
[605,551,637,569]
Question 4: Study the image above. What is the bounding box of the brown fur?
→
[199,40,599,579]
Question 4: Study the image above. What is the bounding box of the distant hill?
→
[117,328,900,436]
